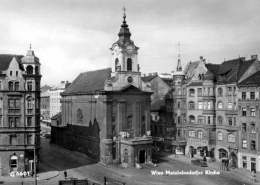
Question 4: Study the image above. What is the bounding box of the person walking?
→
[64,170,67,179]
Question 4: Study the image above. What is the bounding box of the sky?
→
[0,0,260,86]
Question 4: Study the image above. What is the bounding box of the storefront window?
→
[219,149,228,159]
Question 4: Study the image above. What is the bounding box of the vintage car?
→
[191,159,208,167]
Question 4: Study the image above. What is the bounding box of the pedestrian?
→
[64,170,67,179]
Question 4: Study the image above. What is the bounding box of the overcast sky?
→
[1,0,260,86]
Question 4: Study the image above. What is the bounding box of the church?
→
[51,11,153,167]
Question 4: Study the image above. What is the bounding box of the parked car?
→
[191,159,208,167]
[42,133,51,138]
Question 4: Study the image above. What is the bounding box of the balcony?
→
[202,109,216,115]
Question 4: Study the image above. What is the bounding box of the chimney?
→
[148,73,152,76]
[143,74,146,77]
[61,81,65,83]
[200,56,203,60]
[251,55,258,60]
[240,57,246,62]
[153,72,158,76]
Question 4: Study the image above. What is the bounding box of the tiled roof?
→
[41,90,50,97]
[218,58,240,75]
[63,68,111,94]
[51,112,62,120]
[151,98,165,111]
[238,71,260,86]
[183,61,200,79]
[237,59,255,80]
[141,75,157,82]
[204,64,220,81]
[0,54,24,73]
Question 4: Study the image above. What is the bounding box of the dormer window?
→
[10,71,12,76]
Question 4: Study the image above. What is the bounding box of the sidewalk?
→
[0,171,59,183]
[154,151,260,184]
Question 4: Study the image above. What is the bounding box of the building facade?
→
[41,90,50,121]
[51,12,153,167]
[0,47,41,176]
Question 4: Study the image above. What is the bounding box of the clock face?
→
[127,76,133,83]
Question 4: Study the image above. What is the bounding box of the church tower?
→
[106,9,150,92]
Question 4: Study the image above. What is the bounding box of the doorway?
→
[230,152,237,168]
[251,162,256,172]
[124,149,128,163]
[139,150,146,164]
[190,146,194,158]
[10,155,18,171]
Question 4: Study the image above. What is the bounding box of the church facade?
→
[51,12,153,167]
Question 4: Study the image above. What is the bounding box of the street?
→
[2,134,252,185]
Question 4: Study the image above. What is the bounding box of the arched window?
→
[115,58,119,71]
[189,101,195,109]
[10,154,18,170]
[9,81,14,91]
[127,58,132,71]
[198,131,203,139]
[218,88,223,96]
[218,102,223,109]
[77,109,83,123]
[189,115,195,123]
[127,114,133,129]
[228,134,235,143]
[218,116,223,124]
[219,149,228,159]
[189,89,195,97]
[218,132,223,140]
[26,65,33,75]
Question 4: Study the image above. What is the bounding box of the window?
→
[198,116,203,124]
[183,100,186,109]
[177,116,180,124]
[242,108,246,116]
[27,97,33,109]
[189,89,195,97]
[219,149,228,159]
[8,99,14,108]
[189,102,195,109]
[233,102,236,110]
[233,117,236,126]
[14,82,19,91]
[15,117,20,127]
[177,130,180,136]
[203,101,206,109]
[10,136,17,145]
[10,155,18,169]
[218,116,223,124]
[228,102,232,110]
[127,58,132,71]
[10,71,12,76]
[127,114,133,129]
[208,87,210,95]
[207,102,211,109]
[177,102,181,109]
[189,130,195,137]
[251,123,256,133]
[9,82,14,91]
[218,132,223,141]
[242,156,247,169]
[27,82,32,91]
[228,134,235,143]
[27,117,32,126]
[242,92,246,100]
[228,87,232,95]
[27,135,33,144]
[198,101,203,109]
[16,71,18,77]
[218,102,223,109]
[198,131,203,139]
[218,88,223,96]
[77,109,83,123]
[178,89,181,95]
[251,140,256,150]
[233,87,236,95]
[115,58,119,71]
[250,108,255,116]
[250,92,255,100]
[208,117,210,124]
[9,117,14,127]
[189,115,195,124]
[228,117,232,126]
[198,88,202,96]
[183,88,186,95]
[242,140,247,148]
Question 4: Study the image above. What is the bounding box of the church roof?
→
[238,71,260,86]
[141,75,157,82]
[0,54,24,73]
[62,68,111,94]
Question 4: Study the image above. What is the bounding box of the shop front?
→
[172,139,186,155]
[187,138,210,158]
[152,137,164,152]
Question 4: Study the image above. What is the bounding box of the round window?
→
[127,76,133,83]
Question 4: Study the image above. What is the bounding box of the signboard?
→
[189,138,208,146]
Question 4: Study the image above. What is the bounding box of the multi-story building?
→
[51,11,153,167]
[237,55,260,172]
[41,90,50,121]
[0,47,41,176]
[50,81,70,118]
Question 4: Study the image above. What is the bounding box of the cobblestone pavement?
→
[1,138,256,185]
